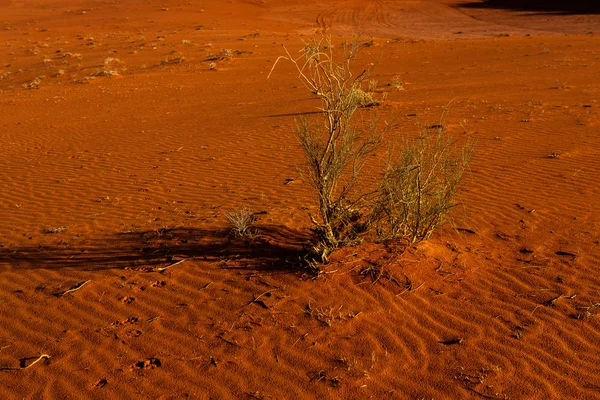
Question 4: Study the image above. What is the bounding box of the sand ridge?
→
[1,0,600,398]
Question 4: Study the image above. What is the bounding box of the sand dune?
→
[1,0,600,398]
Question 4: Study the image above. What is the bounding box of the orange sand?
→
[1,0,600,398]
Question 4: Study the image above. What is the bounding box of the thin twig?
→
[544,293,576,306]
[153,259,186,272]
[1,354,50,371]
[56,280,91,297]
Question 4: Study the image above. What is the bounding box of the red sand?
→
[1,0,600,398]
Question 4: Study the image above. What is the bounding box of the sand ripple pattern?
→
[1,1,600,398]
[308,0,545,38]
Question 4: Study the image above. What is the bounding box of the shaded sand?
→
[1,0,600,398]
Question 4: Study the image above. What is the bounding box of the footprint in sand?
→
[92,378,108,388]
[131,357,161,370]
[125,329,143,338]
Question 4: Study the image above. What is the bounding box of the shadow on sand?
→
[0,225,311,273]
[459,0,600,15]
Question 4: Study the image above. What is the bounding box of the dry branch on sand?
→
[55,280,91,297]
[371,111,473,243]
[1,354,50,371]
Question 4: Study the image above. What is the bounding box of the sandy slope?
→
[1,0,600,398]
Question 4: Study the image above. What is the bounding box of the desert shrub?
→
[370,117,473,243]
[22,77,42,89]
[270,37,471,264]
[270,37,385,261]
[87,58,123,78]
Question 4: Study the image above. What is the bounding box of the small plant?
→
[552,79,567,90]
[205,48,243,62]
[160,51,187,66]
[88,69,119,78]
[23,77,42,89]
[389,75,405,91]
[225,208,260,240]
[87,58,123,78]
[370,111,473,243]
[43,226,67,234]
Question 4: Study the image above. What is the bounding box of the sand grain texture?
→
[1,0,600,398]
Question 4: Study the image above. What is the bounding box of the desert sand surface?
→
[1,0,600,398]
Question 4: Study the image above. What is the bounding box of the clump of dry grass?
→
[269,37,386,262]
[161,51,187,66]
[203,49,247,71]
[389,74,405,91]
[43,226,67,234]
[23,77,42,89]
[225,208,260,240]
[370,113,473,243]
[87,57,123,78]
[352,86,382,107]
[62,52,82,60]
[205,48,246,62]
[88,69,119,78]
[205,48,233,61]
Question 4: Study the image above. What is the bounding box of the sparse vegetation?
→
[87,69,119,78]
[270,37,385,262]
[305,301,361,327]
[87,57,123,78]
[225,208,260,240]
[203,48,247,71]
[389,74,405,91]
[270,37,472,265]
[161,51,187,66]
[23,77,42,89]
[205,48,247,62]
[370,115,473,243]
[43,226,67,234]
